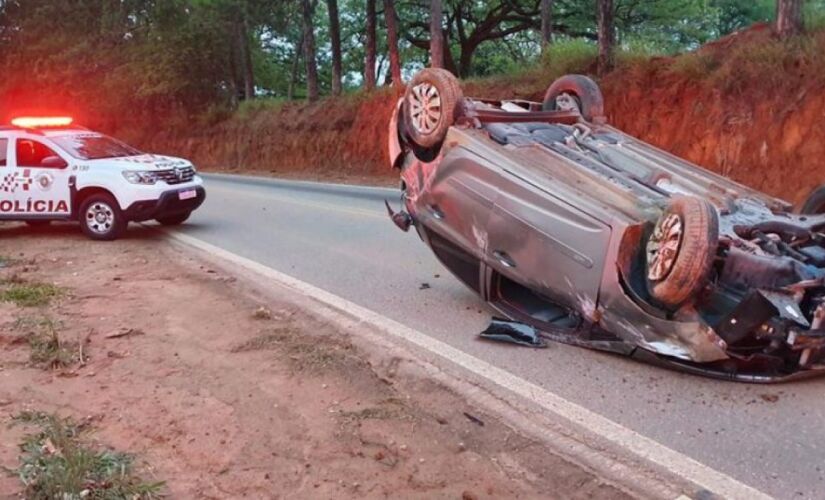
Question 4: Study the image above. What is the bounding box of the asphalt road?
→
[176,173,825,499]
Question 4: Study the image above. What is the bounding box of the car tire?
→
[646,196,719,308]
[78,193,125,241]
[155,212,191,226]
[800,185,825,214]
[541,74,606,123]
[403,68,463,149]
[25,220,51,228]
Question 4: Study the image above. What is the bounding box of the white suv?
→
[0,117,205,240]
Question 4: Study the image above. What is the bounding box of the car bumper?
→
[124,186,206,222]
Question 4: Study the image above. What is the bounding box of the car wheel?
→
[25,220,51,228]
[79,194,125,241]
[403,68,463,149]
[800,185,825,214]
[542,74,606,123]
[155,212,191,226]
[646,196,719,308]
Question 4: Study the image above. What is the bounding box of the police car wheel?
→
[155,212,191,226]
[79,194,125,241]
[25,220,51,227]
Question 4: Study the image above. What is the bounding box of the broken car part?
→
[479,318,547,348]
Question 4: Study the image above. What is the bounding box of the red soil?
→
[137,23,823,205]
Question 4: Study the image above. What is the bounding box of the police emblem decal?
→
[36,173,54,191]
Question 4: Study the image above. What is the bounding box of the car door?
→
[415,150,500,292]
[0,137,11,215]
[12,137,72,218]
[486,172,611,311]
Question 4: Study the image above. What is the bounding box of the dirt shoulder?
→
[0,223,633,499]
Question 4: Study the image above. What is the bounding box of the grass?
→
[339,403,407,423]
[667,50,720,80]
[235,97,288,118]
[1,281,63,307]
[11,411,164,499]
[540,38,599,76]
[231,326,349,372]
[13,316,76,368]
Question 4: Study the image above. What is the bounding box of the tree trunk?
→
[327,0,343,96]
[540,0,553,53]
[775,0,803,38]
[384,0,402,87]
[287,32,304,100]
[364,0,377,90]
[301,0,319,101]
[430,0,444,68]
[241,18,255,100]
[458,42,477,77]
[232,19,249,101]
[597,0,614,75]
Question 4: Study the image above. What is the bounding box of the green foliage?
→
[12,412,164,499]
[805,1,825,30]
[541,39,599,75]
[14,315,76,368]
[1,281,63,307]
[710,0,774,36]
[0,0,817,128]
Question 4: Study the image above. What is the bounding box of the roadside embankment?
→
[135,23,825,205]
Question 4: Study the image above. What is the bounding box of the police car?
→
[0,117,205,240]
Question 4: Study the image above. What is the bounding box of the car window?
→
[0,139,7,167]
[16,139,63,168]
[51,134,141,160]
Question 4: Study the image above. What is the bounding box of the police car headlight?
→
[122,170,158,185]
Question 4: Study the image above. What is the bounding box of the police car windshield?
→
[51,134,142,160]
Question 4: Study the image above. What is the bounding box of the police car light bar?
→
[10,116,74,128]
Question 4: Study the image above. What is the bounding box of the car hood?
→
[87,154,192,170]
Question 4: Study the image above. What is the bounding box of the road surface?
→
[176,173,825,499]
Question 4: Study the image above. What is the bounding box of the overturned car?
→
[387,68,825,382]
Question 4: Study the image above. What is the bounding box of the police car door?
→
[0,137,11,214]
[11,137,72,218]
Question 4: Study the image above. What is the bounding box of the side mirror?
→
[40,155,68,169]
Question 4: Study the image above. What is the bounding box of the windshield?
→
[51,134,142,160]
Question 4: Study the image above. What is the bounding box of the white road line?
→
[166,230,772,500]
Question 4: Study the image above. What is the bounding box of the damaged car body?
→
[387,68,825,382]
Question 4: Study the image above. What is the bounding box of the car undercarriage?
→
[388,69,825,382]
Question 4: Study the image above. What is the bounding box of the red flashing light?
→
[11,116,74,128]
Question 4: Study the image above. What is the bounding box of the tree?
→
[384,0,403,87]
[430,0,444,68]
[540,0,553,52]
[327,0,343,95]
[405,0,598,77]
[236,15,255,100]
[365,0,377,89]
[711,0,774,36]
[775,0,803,38]
[287,31,304,100]
[300,0,319,101]
[597,0,614,75]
